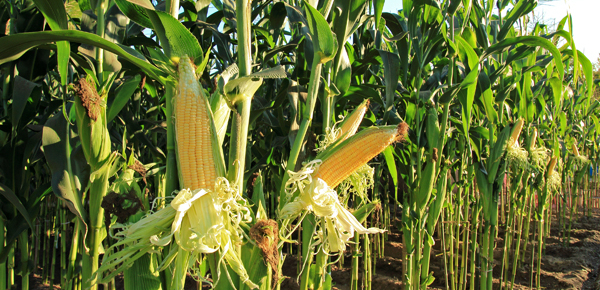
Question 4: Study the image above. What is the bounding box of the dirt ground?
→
[280,208,600,290]
[24,208,600,289]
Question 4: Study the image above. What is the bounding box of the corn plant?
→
[1,0,600,290]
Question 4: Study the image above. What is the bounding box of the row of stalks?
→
[1,0,600,290]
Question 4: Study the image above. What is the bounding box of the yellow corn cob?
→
[529,128,537,150]
[572,142,580,157]
[546,157,558,178]
[338,99,370,141]
[175,56,218,191]
[313,123,408,188]
[510,118,524,147]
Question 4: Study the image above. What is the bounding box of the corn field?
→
[1,0,600,289]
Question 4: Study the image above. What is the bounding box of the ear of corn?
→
[529,128,538,150]
[74,76,112,169]
[572,142,580,157]
[546,157,558,178]
[98,56,259,289]
[509,118,524,148]
[318,99,370,154]
[313,123,408,188]
[337,99,370,142]
[280,123,408,253]
[175,56,225,190]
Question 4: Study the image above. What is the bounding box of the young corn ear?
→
[313,123,408,188]
[337,99,370,142]
[510,118,524,147]
[317,99,370,154]
[74,76,111,169]
[529,128,538,150]
[572,142,580,157]
[546,157,558,179]
[175,56,225,190]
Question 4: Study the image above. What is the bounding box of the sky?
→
[381,0,600,63]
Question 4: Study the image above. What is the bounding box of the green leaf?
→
[374,0,384,29]
[0,30,167,84]
[42,112,89,241]
[107,75,141,123]
[270,2,287,30]
[455,35,479,70]
[417,162,436,209]
[152,10,203,61]
[114,0,154,28]
[352,201,380,223]
[483,36,564,83]
[426,106,440,150]
[569,50,594,112]
[448,0,461,15]
[488,125,511,183]
[378,50,400,123]
[477,71,498,124]
[33,0,70,85]
[304,0,338,63]
[379,49,400,124]
[334,45,352,95]
[475,164,490,213]
[497,0,536,41]
[457,68,479,136]
[0,185,52,262]
[0,183,34,230]
[12,76,41,133]
[332,0,368,46]
[383,146,399,202]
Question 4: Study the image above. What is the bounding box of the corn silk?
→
[98,177,258,289]
[280,160,384,253]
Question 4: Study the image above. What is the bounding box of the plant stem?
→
[351,234,359,290]
[0,216,5,290]
[66,218,81,290]
[300,214,315,290]
[164,83,178,196]
[227,0,253,191]
[95,0,108,83]
[165,0,180,18]
[279,53,323,203]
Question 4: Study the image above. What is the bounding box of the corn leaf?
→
[32,0,70,85]
[497,0,536,41]
[303,0,337,63]
[0,183,34,230]
[42,113,90,247]
[114,0,154,28]
[108,74,142,123]
[0,30,167,84]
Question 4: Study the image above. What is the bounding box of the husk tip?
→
[396,122,409,142]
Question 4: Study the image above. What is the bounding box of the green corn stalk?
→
[73,76,113,290]
[0,216,5,290]
[111,161,163,290]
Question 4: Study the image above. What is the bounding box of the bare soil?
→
[24,208,600,289]
[279,208,600,290]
